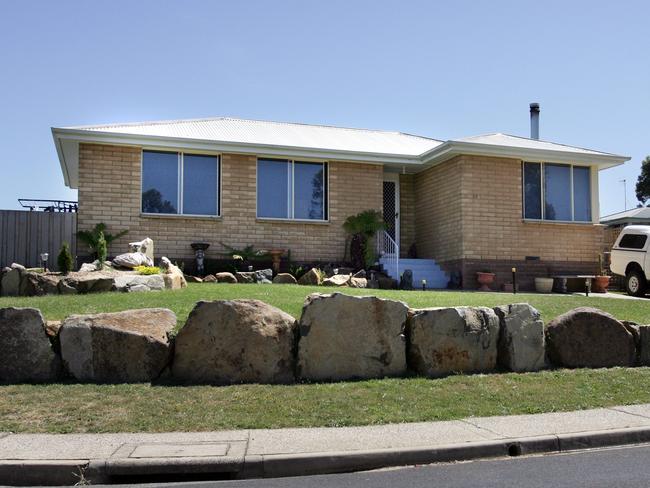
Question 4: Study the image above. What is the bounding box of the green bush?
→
[97,231,107,269]
[77,223,127,259]
[57,242,74,275]
[134,266,161,275]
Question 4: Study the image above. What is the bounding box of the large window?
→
[257,158,328,220]
[523,162,592,222]
[142,150,220,216]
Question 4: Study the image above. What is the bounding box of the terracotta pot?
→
[592,275,611,293]
[535,277,554,294]
[476,272,496,291]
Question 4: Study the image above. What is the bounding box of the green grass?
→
[1,283,649,330]
[2,369,650,433]
[2,284,650,434]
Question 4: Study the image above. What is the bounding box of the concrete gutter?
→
[3,405,650,485]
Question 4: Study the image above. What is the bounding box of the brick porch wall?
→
[77,143,383,263]
[399,173,416,258]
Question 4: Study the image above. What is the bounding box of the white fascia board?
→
[52,128,424,166]
[419,141,630,170]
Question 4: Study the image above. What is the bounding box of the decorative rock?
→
[297,293,408,381]
[273,273,298,284]
[353,269,367,279]
[128,237,154,261]
[203,274,217,283]
[638,325,650,366]
[349,277,368,288]
[400,269,414,290]
[0,266,22,296]
[57,280,78,295]
[322,274,351,287]
[59,308,176,382]
[235,271,255,283]
[0,307,61,383]
[160,257,187,290]
[173,300,297,384]
[21,272,60,296]
[113,252,153,269]
[215,272,237,283]
[298,268,322,286]
[79,262,98,273]
[546,307,636,368]
[62,273,115,293]
[255,269,273,284]
[114,274,165,292]
[408,307,500,378]
[494,303,545,372]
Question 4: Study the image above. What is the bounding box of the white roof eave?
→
[419,141,630,170]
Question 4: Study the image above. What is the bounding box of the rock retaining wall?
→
[0,295,646,384]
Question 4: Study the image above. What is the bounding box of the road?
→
[104,444,650,488]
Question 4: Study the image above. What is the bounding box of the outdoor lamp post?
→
[40,252,49,272]
[421,279,427,291]
[512,267,517,294]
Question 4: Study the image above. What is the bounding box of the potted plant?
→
[476,270,496,291]
[534,273,554,293]
[593,254,611,293]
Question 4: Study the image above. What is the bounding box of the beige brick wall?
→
[458,155,604,263]
[399,174,416,257]
[77,143,383,262]
[413,157,464,262]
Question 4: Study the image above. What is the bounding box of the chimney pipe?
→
[530,102,540,140]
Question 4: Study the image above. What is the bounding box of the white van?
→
[610,225,650,296]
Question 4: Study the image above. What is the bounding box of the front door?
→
[382,174,400,248]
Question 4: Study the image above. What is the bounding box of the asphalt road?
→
[103,444,650,488]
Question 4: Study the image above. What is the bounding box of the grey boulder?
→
[494,303,545,372]
[273,273,298,284]
[408,307,500,378]
[545,307,636,368]
[0,307,61,383]
[298,268,322,286]
[114,274,165,292]
[173,300,297,384]
[297,293,408,381]
[59,308,176,382]
[215,272,238,283]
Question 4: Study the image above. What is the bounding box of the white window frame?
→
[522,161,593,223]
[141,150,221,217]
[256,158,329,222]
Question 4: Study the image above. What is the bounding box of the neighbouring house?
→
[601,207,650,250]
[51,105,629,290]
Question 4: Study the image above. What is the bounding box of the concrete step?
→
[378,257,449,289]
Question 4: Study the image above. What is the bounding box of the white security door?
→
[382,174,400,249]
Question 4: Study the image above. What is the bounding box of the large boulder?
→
[297,293,408,381]
[0,307,61,382]
[638,325,650,366]
[215,272,237,283]
[349,277,368,288]
[235,271,255,283]
[61,273,114,293]
[408,307,500,378]
[0,264,24,296]
[546,307,636,368]
[173,300,297,384]
[59,308,176,382]
[21,272,61,296]
[160,257,187,290]
[494,304,545,372]
[114,274,165,292]
[298,268,322,286]
[322,274,351,287]
[273,273,298,284]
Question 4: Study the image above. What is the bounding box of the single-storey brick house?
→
[52,110,628,290]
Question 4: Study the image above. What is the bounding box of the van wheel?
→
[626,270,647,297]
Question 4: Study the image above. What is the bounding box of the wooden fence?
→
[0,210,77,271]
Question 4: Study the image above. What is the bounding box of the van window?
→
[619,234,648,249]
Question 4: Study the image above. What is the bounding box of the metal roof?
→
[51,116,631,189]
[601,207,650,224]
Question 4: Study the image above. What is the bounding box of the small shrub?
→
[97,231,107,269]
[57,242,74,275]
[134,265,160,275]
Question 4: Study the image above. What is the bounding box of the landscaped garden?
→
[2,284,650,434]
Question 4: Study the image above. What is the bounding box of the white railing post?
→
[375,230,399,280]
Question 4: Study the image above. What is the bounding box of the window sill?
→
[141,213,222,221]
[522,219,600,226]
[256,217,330,225]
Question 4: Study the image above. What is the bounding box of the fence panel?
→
[0,210,77,270]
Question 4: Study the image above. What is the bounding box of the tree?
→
[635,156,650,205]
[77,223,128,259]
[57,242,73,275]
[97,231,107,268]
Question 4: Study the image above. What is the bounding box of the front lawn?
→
[0,283,648,329]
[2,368,650,433]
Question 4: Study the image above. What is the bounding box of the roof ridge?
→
[488,132,618,156]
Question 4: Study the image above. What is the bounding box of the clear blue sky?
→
[1,0,648,216]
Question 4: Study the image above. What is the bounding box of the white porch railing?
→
[376,230,399,279]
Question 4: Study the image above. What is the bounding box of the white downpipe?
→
[376,230,399,279]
